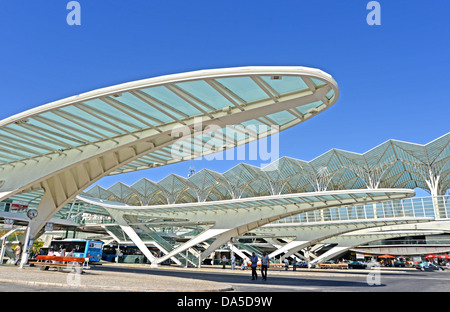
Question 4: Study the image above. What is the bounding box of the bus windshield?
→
[50,241,86,254]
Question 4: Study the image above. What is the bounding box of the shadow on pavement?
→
[91,265,379,290]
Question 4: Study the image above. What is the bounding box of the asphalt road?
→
[89,265,450,292]
[1,264,449,292]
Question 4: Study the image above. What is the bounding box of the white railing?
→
[276,195,450,224]
[2,194,448,226]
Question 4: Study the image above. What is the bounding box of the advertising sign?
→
[4,218,14,229]
[10,201,28,212]
[356,253,365,260]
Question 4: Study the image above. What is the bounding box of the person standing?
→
[261,251,269,281]
[14,242,23,266]
[284,257,289,271]
[241,258,248,270]
[250,252,258,280]
[231,254,236,270]
[221,255,227,269]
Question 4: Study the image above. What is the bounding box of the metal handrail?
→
[276,195,450,224]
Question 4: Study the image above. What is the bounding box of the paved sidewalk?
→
[0,262,418,292]
[0,263,233,292]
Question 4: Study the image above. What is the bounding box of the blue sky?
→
[0,1,448,195]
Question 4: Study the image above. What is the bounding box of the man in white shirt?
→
[241,258,248,270]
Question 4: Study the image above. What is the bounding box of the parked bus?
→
[102,244,163,264]
[47,239,103,263]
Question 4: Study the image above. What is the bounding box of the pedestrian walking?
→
[261,251,269,281]
[231,254,236,270]
[284,257,289,271]
[293,257,297,271]
[250,252,258,280]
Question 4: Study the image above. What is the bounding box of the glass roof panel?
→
[215,77,268,103]
[2,123,68,149]
[239,119,275,136]
[425,133,450,163]
[266,110,297,126]
[0,66,343,173]
[0,149,36,159]
[335,194,352,199]
[326,89,335,100]
[310,78,326,86]
[140,86,202,117]
[58,105,125,136]
[175,80,233,110]
[260,76,308,94]
[94,130,449,202]
[0,131,54,154]
[162,144,193,160]
[78,99,148,132]
[240,119,266,128]
[295,101,323,115]
[38,111,104,142]
[108,92,172,125]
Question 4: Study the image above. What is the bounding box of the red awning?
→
[378,254,395,259]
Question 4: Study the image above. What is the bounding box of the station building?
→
[0,66,448,267]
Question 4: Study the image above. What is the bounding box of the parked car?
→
[415,262,445,271]
[348,261,367,269]
[296,261,308,268]
[393,260,405,267]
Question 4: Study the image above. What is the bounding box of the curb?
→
[0,277,234,292]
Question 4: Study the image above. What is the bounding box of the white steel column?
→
[269,240,308,259]
[153,228,229,265]
[107,211,156,263]
[311,230,444,264]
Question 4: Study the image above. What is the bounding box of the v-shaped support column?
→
[152,228,229,266]
[107,211,156,263]
[269,240,308,259]
[153,219,275,265]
